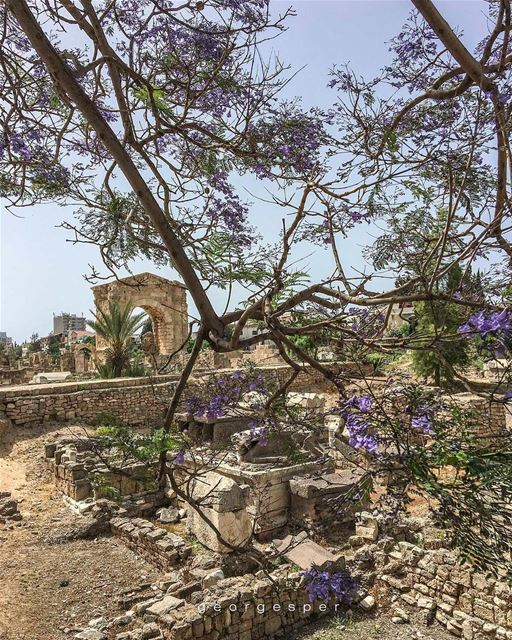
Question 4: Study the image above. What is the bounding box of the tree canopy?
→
[2,0,512,574]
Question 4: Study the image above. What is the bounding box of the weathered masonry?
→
[92,272,189,360]
[0,365,336,429]
[0,375,178,427]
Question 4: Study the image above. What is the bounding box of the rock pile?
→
[110,517,192,571]
[0,491,22,523]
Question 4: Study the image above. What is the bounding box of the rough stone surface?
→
[110,517,191,571]
[273,531,344,571]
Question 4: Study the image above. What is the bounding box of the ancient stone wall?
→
[92,272,188,359]
[111,517,192,571]
[0,367,34,386]
[0,375,178,427]
[348,512,512,640]
[157,571,334,640]
[446,392,511,439]
[2,366,507,437]
[377,539,512,639]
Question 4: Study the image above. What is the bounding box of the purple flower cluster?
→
[345,414,379,454]
[411,413,433,432]
[244,419,269,447]
[205,184,251,245]
[173,451,185,465]
[185,369,268,421]
[459,309,512,339]
[386,12,439,93]
[249,105,327,178]
[344,394,373,413]
[339,395,379,455]
[302,567,356,604]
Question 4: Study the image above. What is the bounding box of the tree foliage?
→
[87,301,146,377]
[2,0,512,573]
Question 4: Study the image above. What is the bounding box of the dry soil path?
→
[0,423,158,640]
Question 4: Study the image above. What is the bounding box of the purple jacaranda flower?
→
[411,413,433,432]
[244,419,268,447]
[345,414,379,454]
[302,567,357,603]
[342,394,373,414]
[355,395,373,413]
[185,396,206,416]
[257,427,268,447]
[504,390,512,402]
[459,309,512,338]
[174,451,185,465]
[206,394,225,421]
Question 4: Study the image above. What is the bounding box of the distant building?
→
[67,330,95,347]
[388,302,415,331]
[53,313,86,335]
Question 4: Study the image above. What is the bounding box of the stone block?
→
[146,595,185,617]
[273,532,344,571]
[186,504,252,553]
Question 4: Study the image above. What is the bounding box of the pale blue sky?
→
[0,1,487,342]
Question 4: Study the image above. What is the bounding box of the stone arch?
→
[91,273,188,360]
[74,342,96,373]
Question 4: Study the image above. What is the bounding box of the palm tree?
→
[87,301,147,377]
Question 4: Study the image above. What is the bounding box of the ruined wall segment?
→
[0,375,178,426]
[92,272,188,358]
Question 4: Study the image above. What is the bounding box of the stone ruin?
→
[34,385,383,640]
[17,370,511,640]
[45,436,165,517]
[92,272,189,370]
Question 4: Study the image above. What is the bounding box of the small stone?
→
[60,579,70,587]
[203,569,225,589]
[462,620,474,640]
[157,507,180,524]
[74,630,106,640]
[358,595,376,611]
[417,596,435,610]
[88,617,107,630]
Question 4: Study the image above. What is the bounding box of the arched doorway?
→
[91,273,188,362]
[74,343,96,373]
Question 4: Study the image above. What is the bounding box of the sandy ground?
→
[0,423,158,640]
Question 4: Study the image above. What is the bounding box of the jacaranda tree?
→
[2,0,512,573]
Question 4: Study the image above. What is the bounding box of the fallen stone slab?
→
[273,532,344,571]
[146,595,185,617]
[30,371,73,384]
[289,469,364,499]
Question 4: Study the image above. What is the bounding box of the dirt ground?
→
[0,423,158,640]
[286,609,456,640]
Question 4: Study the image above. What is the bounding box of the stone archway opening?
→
[91,273,188,366]
[74,343,96,373]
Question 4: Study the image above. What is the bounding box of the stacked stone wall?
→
[377,541,512,639]
[0,375,178,427]
[2,367,508,438]
[111,517,192,572]
[149,571,334,640]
